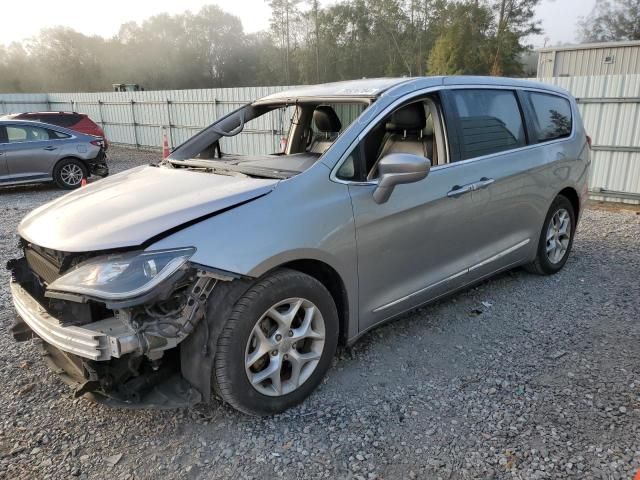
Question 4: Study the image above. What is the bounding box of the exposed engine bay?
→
[7,241,240,408]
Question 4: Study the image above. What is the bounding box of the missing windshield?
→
[167,100,368,178]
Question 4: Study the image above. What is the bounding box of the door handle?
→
[474,177,495,189]
[43,146,57,151]
[448,177,495,198]
[447,183,475,198]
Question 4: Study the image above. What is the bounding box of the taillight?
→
[90,140,104,147]
[586,135,592,149]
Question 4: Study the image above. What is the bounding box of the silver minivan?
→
[9,77,590,415]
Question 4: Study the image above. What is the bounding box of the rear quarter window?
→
[526,92,573,143]
[49,130,71,139]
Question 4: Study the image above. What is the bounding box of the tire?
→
[53,158,87,190]
[525,194,576,275]
[213,269,339,416]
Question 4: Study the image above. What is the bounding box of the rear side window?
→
[449,89,526,161]
[6,125,51,143]
[527,92,572,142]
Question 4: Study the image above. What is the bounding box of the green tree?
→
[0,0,546,94]
[488,0,541,76]
[267,0,303,84]
[578,0,640,42]
[427,2,494,75]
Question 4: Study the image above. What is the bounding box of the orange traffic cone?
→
[80,178,87,187]
[162,132,170,159]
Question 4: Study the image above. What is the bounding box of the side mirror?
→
[372,153,431,204]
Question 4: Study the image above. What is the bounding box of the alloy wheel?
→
[60,163,84,187]
[546,208,572,264]
[245,297,326,397]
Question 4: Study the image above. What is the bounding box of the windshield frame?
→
[168,97,372,163]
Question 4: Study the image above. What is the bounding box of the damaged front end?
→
[8,242,236,408]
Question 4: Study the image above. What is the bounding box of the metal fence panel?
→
[0,93,49,115]
[535,75,640,203]
[41,86,292,153]
[1,76,639,203]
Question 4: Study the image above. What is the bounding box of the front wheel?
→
[525,194,576,275]
[213,269,339,415]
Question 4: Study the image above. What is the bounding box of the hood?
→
[19,165,278,252]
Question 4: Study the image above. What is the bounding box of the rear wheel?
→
[525,195,576,275]
[213,269,338,415]
[53,158,87,189]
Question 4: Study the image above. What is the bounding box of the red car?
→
[0,112,108,149]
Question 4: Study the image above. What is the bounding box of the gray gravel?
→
[1,146,639,480]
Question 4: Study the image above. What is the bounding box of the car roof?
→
[17,111,84,116]
[256,77,420,102]
[256,76,571,103]
[441,75,571,96]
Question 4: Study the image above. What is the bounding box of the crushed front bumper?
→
[10,281,201,408]
[10,281,139,361]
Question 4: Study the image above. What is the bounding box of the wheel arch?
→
[277,259,350,346]
[52,155,88,175]
[557,186,580,219]
[180,258,352,405]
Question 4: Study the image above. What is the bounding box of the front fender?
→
[149,163,360,342]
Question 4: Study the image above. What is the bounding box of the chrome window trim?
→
[2,123,77,144]
[329,84,578,185]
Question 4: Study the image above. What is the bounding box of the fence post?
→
[130,99,138,148]
[166,98,173,148]
[213,97,218,121]
[97,99,104,128]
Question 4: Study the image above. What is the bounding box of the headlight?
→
[47,247,195,300]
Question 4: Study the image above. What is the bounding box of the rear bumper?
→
[86,150,109,177]
[89,163,109,177]
[10,281,138,361]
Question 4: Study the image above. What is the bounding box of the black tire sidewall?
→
[54,159,87,190]
[535,195,576,274]
[214,270,339,415]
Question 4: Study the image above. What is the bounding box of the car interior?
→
[307,105,342,155]
[183,97,448,180]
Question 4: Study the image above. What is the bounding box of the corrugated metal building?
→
[537,40,640,78]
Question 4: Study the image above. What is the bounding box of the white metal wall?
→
[537,44,640,77]
[47,87,292,155]
[535,75,640,204]
[1,77,639,203]
[0,93,49,114]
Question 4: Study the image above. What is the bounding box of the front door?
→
[350,161,489,331]
[347,97,497,332]
[3,124,58,181]
[0,126,8,181]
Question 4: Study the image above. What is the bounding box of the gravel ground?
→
[0,146,639,480]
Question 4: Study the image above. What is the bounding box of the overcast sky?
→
[0,0,596,48]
